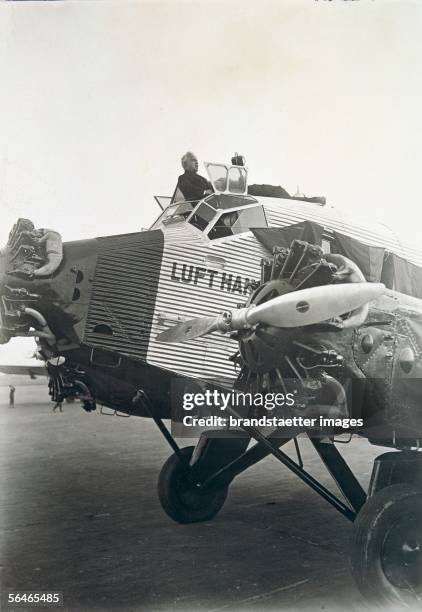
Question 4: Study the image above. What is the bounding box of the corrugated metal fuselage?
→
[72,195,422,417]
[147,224,267,382]
[146,196,422,383]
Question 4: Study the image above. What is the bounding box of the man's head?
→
[181,151,199,173]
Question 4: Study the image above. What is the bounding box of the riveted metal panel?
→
[84,230,163,360]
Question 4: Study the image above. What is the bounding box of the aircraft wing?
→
[0,365,47,379]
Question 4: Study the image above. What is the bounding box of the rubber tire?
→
[351,483,422,609]
[157,446,228,524]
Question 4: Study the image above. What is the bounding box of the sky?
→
[1,0,422,363]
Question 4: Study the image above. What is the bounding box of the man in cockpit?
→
[174,152,213,203]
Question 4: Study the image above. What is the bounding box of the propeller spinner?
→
[156,282,385,344]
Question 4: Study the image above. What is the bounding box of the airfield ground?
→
[0,382,384,611]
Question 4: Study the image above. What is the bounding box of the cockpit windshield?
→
[228,166,247,193]
[150,160,250,230]
[204,163,248,195]
[207,205,267,240]
[151,192,267,238]
[150,201,196,230]
[186,194,267,238]
[188,202,217,231]
[206,164,228,192]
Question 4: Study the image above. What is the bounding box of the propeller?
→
[157,315,225,344]
[157,282,385,344]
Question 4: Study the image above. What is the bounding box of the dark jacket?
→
[177,171,212,201]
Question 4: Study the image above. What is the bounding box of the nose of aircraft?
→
[0,219,166,360]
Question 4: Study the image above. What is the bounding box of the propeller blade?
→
[157,282,385,344]
[156,316,218,343]
[246,282,385,328]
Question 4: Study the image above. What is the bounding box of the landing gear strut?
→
[137,378,422,608]
[151,406,422,608]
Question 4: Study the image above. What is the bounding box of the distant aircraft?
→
[0,350,46,379]
[0,364,46,379]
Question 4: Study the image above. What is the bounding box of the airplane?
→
[0,156,421,608]
[0,363,45,379]
[0,347,46,379]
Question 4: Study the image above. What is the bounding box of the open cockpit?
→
[150,161,268,239]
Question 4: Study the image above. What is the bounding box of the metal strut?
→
[222,406,357,522]
[200,433,294,489]
[133,390,191,469]
[309,436,366,513]
[136,390,360,522]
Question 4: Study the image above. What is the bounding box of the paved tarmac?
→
[0,388,386,612]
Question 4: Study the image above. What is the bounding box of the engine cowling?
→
[235,240,361,419]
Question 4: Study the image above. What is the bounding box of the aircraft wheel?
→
[351,483,422,608]
[157,446,228,524]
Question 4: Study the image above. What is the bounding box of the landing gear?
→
[147,385,422,607]
[157,446,228,524]
[351,483,422,608]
